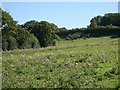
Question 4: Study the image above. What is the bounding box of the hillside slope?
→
[2,37,119,88]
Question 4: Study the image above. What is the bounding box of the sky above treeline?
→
[2,2,118,29]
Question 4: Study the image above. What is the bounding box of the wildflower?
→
[29,56,33,59]
[87,63,93,68]
[10,64,14,67]
[10,54,13,57]
[75,63,78,65]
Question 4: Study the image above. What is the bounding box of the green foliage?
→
[89,13,120,27]
[30,34,40,48]
[2,37,119,88]
[58,27,68,32]
[1,7,120,51]
[104,66,118,78]
[24,20,59,47]
[66,33,81,40]
[1,9,40,50]
[90,18,98,28]
[15,26,40,49]
[1,8,17,36]
[6,36,18,50]
[0,30,2,50]
[52,39,57,46]
[84,27,120,37]
[2,25,40,50]
[1,7,119,89]
[2,36,8,51]
[23,20,38,32]
[57,28,83,39]
[57,13,120,40]
[2,35,18,50]
[58,26,120,40]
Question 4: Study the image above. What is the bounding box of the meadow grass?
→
[2,37,119,88]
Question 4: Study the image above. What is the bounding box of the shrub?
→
[2,36,8,51]
[2,35,18,50]
[7,36,18,50]
[17,34,40,49]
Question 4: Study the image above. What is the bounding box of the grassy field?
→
[2,37,119,88]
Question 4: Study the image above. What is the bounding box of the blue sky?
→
[2,2,118,29]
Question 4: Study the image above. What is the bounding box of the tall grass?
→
[2,37,119,88]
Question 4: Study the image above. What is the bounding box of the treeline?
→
[57,26,120,40]
[1,8,59,50]
[57,13,120,40]
[1,8,120,51]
